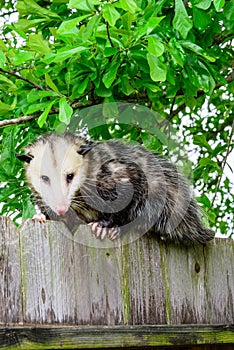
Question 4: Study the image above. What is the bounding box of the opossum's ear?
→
[15,153,34,164]
[77,144,95,156]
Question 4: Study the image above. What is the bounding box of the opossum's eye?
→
[66,173,74,184]
[41,175,50,184]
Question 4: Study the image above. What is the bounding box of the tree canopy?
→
[0,0,233,237]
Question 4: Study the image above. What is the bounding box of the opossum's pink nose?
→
[55,207,68,215]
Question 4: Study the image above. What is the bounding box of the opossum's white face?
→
[25,137,85,216]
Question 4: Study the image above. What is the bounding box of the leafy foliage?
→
[0,0,233,237]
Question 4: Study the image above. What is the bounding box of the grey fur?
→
[17,132,215,244]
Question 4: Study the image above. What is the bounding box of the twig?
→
[106,21,114,48]
[158,70,234,128]
[206,115,234,141]
[208,119,234,211]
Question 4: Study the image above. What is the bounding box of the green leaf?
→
[134,16,165,40]
[223,1,234,21]
[186,61,215,94]
[211,143,227,157]
[180,41,215,62]
[43,46,87,64]
[121,12,135,31]
[68,0,97,11]
[104,46,118,57]
[168,41,185,67]
[130,47,148,72]
[193,134,212,151]
[59,97,73,124]
[196,194,211,208]
[173,0,193,39]
[0,74,17,91]
[213,0,225,11]
[147,53,167,82]
[14,19,45,33]
[9,51,34,65]
[27,34,51,55]
[102,59,120,88]
[17,0,60,19]
[198,158,221,171]
[193,7,211,31]
[57,15,90,35]
[45,73,60,93]
[141,131,163,152]
[119,0,138,13]
[144,83,161,92]
[207,211,216,224]
[102,101,119,120]
[146,16,166,35]
[27,90,57,103]
[121,76,134,95]
[81,14,100,41]
[0,50,6,68]
[95,83,113,97]
[150,127,169,146]
[148,36,164,57]
[24,101,51,115]
[77,77,89,95]
[22,197,36,219]
[0,101,15,115]
[103,4,121,27]
[37,100,56,128]
[193,0,212,10]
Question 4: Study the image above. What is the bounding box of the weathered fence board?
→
[0,215,234,348]
[0,216,234,326]
[0,325,234,349]
[0,217,22,324]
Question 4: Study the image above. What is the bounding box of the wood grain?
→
[0,325,233,349]
[0,216,233,328]
[0,217,22,324]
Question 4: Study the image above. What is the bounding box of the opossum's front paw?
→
[88,222,120,240]
[32,213,47,222]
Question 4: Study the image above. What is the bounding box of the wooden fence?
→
[0,216,233,349]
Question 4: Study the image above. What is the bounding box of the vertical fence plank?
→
[20,220,76,324]
[0,217,22,324]
[121,236,167,325]
[160,242,209,324]
[205,238,234,324]
[72,226,124,325]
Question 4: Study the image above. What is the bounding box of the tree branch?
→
[0,114,38,128]
[212,33,234,46]
[0,68,45,91]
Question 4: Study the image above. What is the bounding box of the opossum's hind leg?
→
[88,220,120,240]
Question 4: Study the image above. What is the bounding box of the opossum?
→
[16,132,215,244]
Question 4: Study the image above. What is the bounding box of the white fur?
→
[25,135,85,215]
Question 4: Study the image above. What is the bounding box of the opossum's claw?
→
[32,213,47,222]
[89,222,120,240]
[108,227,120,240]
[89,222,105,239]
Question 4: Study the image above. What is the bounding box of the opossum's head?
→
[16,133,93,216]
